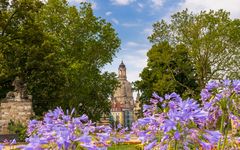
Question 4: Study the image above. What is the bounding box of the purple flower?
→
[70,108,75,115]
[222,79,231,87]
[75,135,92,143]
[174,131,180,140]
[161,135,169,142]
[200,89,211,101]
[203,102,212,110]
[0,144,3,150]
[143,104,153,112]
[137,130,155,143]
[17,145,36,150]
[160,144,168,150]
[206,81,218,91]
[150,98,159,104]
[152,92,163,102]
[27,119,38,133]
[161,103,166,108]
[189,129,199,141]
[24,107,118,150]
[161,119,177,132]
[117,123,122,129]
[170,92,181,102]
[29,135,48,144]
[79,114,88,122]
[168,101,176,109]
[125,134,131,141]
[204,130,221,144]
[80,143,97,150]
[192,110,208,120]
[144,140,157,150]
[22,135,48,150]
[214,94,223,101]
[97,133,110,142]
[10,139,16,145]
[230,114,240,128]
[199,141,212,150]
[233,80,240,94]
[165,94,171,100]
[167,109,181,121]
[138,117,153,126]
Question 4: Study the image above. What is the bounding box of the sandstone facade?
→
[110,61,141,128]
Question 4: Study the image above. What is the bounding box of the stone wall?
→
[0,101,34,134]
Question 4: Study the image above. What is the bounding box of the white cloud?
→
[122,42,149,79]
[136,2,144,12]
[151,0,164,8]
[125,51,148,70]
[122,22,140,27]
[110,0,135,6]
[105,11,112,16]
[111,18,119,25]
[137,3,144,9]
[125,41,149,49]
[177,0,240,18]
[126,41,139,47]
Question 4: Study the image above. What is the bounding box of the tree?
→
[0,0,120,121]
[135,42,198,100]
[136,9,240,101]
[149,9,240,89]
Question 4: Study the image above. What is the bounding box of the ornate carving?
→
[6,91,15,99]
[4,77,30,101]
[12,77,21,91]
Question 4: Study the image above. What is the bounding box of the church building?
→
[110,61,140,128]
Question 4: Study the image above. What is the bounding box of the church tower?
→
[118,61,127,80]
[110,61,134,128]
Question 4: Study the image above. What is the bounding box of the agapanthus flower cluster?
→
[200,80,240,150]
[131,92,222,150]
[2,79,238,150]
[201,80,240,130]
[19,107,123,150]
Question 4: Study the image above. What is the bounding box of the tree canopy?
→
[0,0,120,120]
[136,9,240,101]
[135,42,198,100]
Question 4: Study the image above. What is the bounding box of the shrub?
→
[8,120,27,141]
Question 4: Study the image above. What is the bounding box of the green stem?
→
[174,140,177,150]
[217,113,225,150]
[222,116,229,150]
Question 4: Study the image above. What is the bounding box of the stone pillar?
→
[0,101,34,134]
[0,77,34,134]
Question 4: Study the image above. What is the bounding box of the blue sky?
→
[68,0,240,84]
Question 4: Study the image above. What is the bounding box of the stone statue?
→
[12,76,23,93]
[5,77,29,101]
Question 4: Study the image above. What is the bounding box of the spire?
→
[119,60,125,68]
[118,61,126,80]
